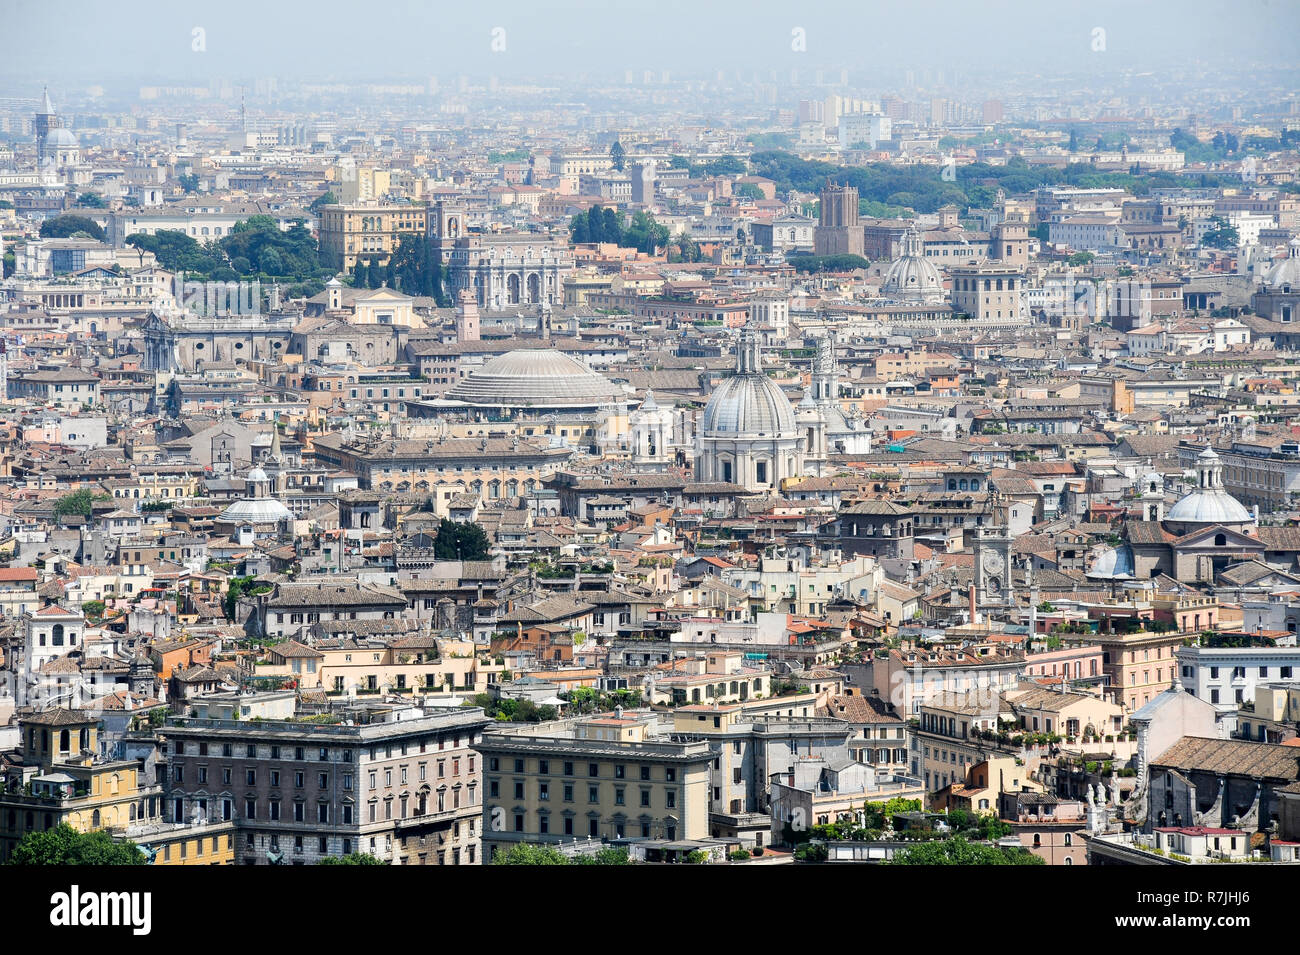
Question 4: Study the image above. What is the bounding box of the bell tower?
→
[975,523,1014,607]
[430,200,467,267]
[35,87,58,165]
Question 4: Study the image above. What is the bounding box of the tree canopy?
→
[127,215,329,294]
[492,843,631,865]
[1201,216,1241,250]
[11,824,147,865]
[385,232,446,302]
[568,206,668,255]
[53,488,109,519]
[40,215,105,242]
[318,852,386,865]
[309,190,337,213]
[787,253,870,273]
[433,519,491,561]
[889,836,1043,865]
[609,140,626,172]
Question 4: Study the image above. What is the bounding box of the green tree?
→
[387,232,444,301]
[40,215,105,242]
[178,173,200,193]
[11,824,147,865]
[1067,251,1095,267]
[669,231,702,263]
[788,253,870,273]
[621,210,670,255]
[76,192,107,208]
[579,846,631,865]
[224,575,270,621]
[309,190,338,213]
[53,488,108,519]
[81,600,106,621]
[433,520,491,561]
[610,140,626,172]
[125,229,223,274]
[221,215,322,283]
[318,852,386,865]
[1068,129,1079,153]
[1202,216,1240,250]
[890,836,1043,865]
[492,843,571,865]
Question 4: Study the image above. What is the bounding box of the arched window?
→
[59,730,70,752]
[52,624,64,646]
[1214,533,1227,547]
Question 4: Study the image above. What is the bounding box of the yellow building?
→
[311,432,575,498]
[318,202,429,271]
[259,637,503,697]
[0,709,166,861]
[124,819,236,865]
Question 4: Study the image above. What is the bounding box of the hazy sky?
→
[4,0,1298,85]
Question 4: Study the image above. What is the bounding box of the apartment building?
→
[1091,630,1187,713]
[475,711,715,860]
[0,709,166,862]
[162,703,491,865]
[1176,640,1300,730]
[1237,682,1300,743]
[317,201,429,270]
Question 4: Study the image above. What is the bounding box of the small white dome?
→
[1165,490,1252,526]
[219,498,292,524]
[246,467,269,483]
[1265,237,1300,290]
[47,127,78,148]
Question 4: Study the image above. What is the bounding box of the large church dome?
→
[1165,447,1253,527]
[881,227,944,302]
[695,327,805,491]
[701,374,796,435]
[47,127,78,148]
[445,348,622,408]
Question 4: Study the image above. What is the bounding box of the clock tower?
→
[975,524,1014,607]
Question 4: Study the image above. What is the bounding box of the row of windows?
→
[490,778,677,810]
[367,757,470,789]
[497,812,676,842]
[1195,665,1294,680]
[487,757,677,783]
[171,741,351,761]
[174,766,347,790]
